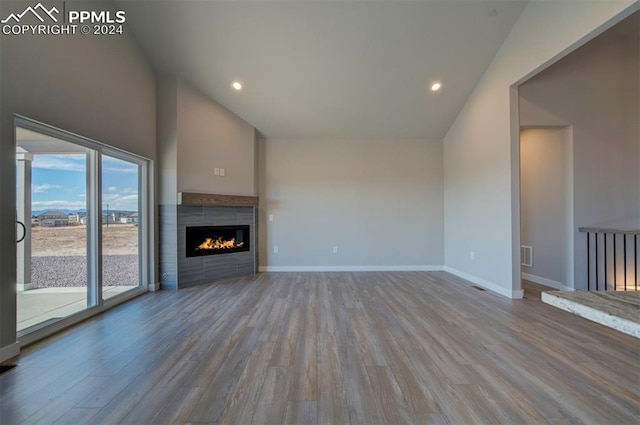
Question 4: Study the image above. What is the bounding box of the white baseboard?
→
[0,342,20,363]
[522,272,574,291]
[258,265,444,272]
[443,266,523,299]
[256,265,523,299]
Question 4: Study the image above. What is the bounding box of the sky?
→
[30,154,139,213]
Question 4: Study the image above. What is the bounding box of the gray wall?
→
[177,79,257,197]
[520,128,572,287]
[157,77,257,203]
[157,76,179,205]
[519,20,639,290]
[0,0,156,360]
[258,138,443,269]
[443,0,636,298]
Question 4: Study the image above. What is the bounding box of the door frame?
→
[15,115,152,345]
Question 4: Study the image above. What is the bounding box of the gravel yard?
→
[31,255,139,288]
[28,224,139,288]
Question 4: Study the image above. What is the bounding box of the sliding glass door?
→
[16,137,91,331]
[15,120,149,334]
[101,154,140,300]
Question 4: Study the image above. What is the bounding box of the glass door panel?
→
[101,154,140,300]
[16,131,90,332]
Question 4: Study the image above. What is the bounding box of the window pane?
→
[16,135,89,331]
[101,155,140,299]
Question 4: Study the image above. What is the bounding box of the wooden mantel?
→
[179,192,259,207]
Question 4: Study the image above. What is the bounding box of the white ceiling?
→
[117,0,528,139]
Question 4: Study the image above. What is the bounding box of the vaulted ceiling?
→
[117,0,528,139]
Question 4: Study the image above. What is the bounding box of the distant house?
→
[79,213,117,225]
[37,211,69,227]
[120,212,138,224]
[102,213,116,225]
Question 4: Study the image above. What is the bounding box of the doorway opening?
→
[512,10,638,298]
[519,127,574,297]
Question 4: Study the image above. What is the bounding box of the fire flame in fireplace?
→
[196,236,244,251]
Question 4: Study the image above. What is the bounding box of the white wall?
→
[177,79,257,197]
[443,0,637,298]
[157,77,257,203]
[520,128,572,288]
[157,76,178,205]
[0,0,156,360]
[519,17,639,290]
[258,138,443,270]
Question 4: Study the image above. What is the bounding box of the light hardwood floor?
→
[1,272,638,424]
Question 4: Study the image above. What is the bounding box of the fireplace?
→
[160,194,258,289]
[186,225,250,258]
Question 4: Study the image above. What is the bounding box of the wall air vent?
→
[521,245,533,267]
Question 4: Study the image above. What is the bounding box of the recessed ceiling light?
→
[431,82,442,92]
[232,81,243,90]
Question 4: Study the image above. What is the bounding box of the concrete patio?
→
[17,286,137,331]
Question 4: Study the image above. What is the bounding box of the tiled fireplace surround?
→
[159,193,258,289]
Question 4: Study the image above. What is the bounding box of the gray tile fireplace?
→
[159,193,258,289]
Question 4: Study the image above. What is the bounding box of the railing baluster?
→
[623,234,627,291]
[613,234,617,291]
[580,227,639,292]
[605,233,609,290]
[595,232,599,291]
[587,232,591,291]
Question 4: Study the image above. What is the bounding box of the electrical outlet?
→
[220,168,225,177]
[470,251,475,260]
[273,246,279,254]
[333,246,338,254]
[268,214,274,222]
[214,168,220,176]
